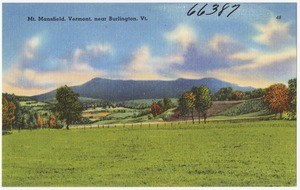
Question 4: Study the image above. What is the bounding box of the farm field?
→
[2,120,296,187]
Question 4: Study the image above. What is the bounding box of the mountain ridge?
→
[31,77,255,101]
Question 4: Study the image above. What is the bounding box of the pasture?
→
[2,120,296,187]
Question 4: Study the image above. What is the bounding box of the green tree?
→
[54,85,83,130]
[198,85,213,123]
[28,112,37,130]
[157,100,165,112]
[178,91,195,123]
[163,97,174,110]
[191,86,202,123]
[214,87,233,101]
[192,85,212,123]
[250,88,265,99]
[288,78,296,113]
[282,78,297,120]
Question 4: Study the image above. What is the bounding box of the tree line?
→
[2,94,58,131]
[149,78,297,123]
[213,87,265,101]
[2,78,297,131]
[150,85,213,124]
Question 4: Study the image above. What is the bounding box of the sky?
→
[2,3,297,96]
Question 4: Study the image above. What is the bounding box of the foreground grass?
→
[2,120,296,187]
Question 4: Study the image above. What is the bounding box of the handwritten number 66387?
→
[187,3,240,17]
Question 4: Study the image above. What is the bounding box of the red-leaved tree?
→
[150,102,162,117]
[263,83,290,119]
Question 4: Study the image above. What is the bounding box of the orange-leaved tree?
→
[37,114,43,129]
[49,114,56,128]
[262,83,290,119]
[2,97,16,131]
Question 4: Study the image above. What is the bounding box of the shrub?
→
[282,111,296,120]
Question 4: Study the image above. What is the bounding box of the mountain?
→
[32,77,255,101]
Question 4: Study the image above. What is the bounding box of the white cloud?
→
[165,24,197,51]
[23,68,104,86]
[253,18,292,49]
[86,43,112,56]
[173,65,286,89]
[121,46,184,80]
[229,47,296,70]
[23,36,41,60]
[73,43,112,63]
[209,35,232,52]
[2,38,112,96]
[3,19,296,96]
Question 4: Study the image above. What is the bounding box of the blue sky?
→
[2,3,297,96]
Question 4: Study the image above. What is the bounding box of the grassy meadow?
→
[2,120,296,187]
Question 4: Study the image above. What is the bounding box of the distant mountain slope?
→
[32,77,255,101]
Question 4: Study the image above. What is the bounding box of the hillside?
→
[32,77,255,102]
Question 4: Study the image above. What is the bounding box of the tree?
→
[262,83,290,119]
[2,97,8,130]
[2,97,16,131]
[163,97,174,110]
[3,93,22,130]
[54,85,83,130]
[37,114,43,129]
[178,91,195,123]
[28,112,37,130]
[150,102,162,117]
[49,114,56,128]
[192,85,213,123]
[213,87,233,101]
[157,100,165,112]
[191,86,202,123]
[232,91,245,100]
[250,88,265,99]
[198,85,213,123]
[288,78,296,113]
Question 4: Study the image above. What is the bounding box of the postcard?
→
[1,1,297,188]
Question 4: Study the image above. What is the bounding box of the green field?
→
[2,120,296,187]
